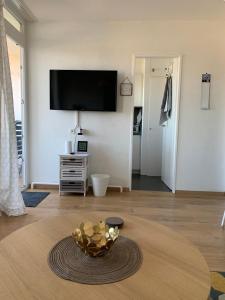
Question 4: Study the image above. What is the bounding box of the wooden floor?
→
[0,189,225,271]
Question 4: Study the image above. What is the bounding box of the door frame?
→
[129,54,182,193]
[20,45,29,190]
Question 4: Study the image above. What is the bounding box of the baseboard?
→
[30,183,224,196]
[31,183,59,190]
[132,170,140,175]
[31,182,129,193]
[121,187,130,192]
[88,186,129,193]
[175,190,225,197]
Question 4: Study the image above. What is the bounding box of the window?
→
[3,7,21,32]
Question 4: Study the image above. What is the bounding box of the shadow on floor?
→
[132,174,171,192]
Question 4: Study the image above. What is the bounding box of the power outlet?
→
[81,129,88,135]
[70,129,76,134]
[70,127,86,135]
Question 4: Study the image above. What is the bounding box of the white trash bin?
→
[91,174,110,197]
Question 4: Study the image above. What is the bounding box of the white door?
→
[161,58,178,191]
[161,122,173,188]
[141,62,165,176]
[132,135,141,172]
[131,56,181,192]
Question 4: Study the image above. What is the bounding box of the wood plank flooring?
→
[0,189,225,271]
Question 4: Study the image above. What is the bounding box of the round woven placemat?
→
[48,236,143,285]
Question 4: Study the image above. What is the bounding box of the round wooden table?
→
[0,213,210,300]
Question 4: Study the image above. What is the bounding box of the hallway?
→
[132,174,171,192]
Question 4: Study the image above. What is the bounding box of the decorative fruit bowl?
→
[72,220,119,257]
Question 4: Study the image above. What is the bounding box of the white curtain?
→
[0,0,25,216]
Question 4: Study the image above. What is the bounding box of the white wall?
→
[27,20,225,191]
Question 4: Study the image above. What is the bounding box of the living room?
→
[0,0,225,299]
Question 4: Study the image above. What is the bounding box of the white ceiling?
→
[23,0,225,22]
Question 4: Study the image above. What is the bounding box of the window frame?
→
[3,6,25,47]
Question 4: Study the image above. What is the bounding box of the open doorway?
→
[131,56,181,193]
[7,36,26,190]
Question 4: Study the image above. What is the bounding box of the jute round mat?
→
[48,236,143,285]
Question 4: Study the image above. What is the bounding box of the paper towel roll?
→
[65,141,72,154]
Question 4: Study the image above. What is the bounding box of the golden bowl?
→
[72,220,119,257]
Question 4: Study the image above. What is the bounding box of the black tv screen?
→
[50,70,117,111]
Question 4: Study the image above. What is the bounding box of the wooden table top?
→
[0,213,210,300]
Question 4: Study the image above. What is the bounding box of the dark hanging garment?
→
[159,76,172,126]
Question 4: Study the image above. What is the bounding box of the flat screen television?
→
[50,70,117,111]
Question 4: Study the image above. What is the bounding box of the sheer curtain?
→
[0,0,25,216]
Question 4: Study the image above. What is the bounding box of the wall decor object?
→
[120,77,133,96]
[77,140,88,152]
[201,73,211,110]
